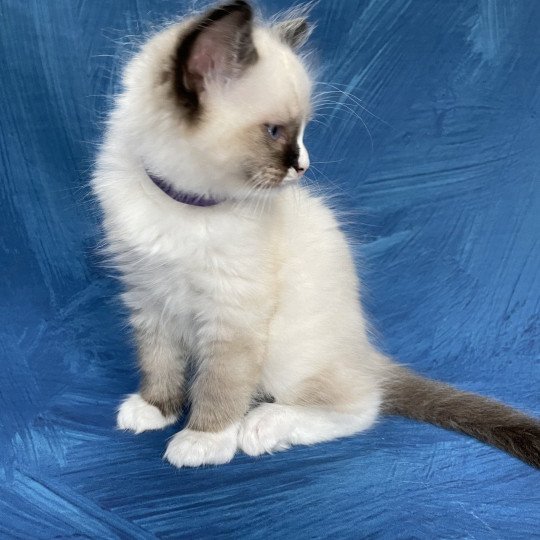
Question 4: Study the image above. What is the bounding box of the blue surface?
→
[1,0,539,538]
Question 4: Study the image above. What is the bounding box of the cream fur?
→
[93,9,387,467]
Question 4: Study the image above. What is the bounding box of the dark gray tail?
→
[382,367,540,469]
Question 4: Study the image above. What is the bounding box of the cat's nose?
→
[294,164,306,176]
[296,148,309,176]
[295,127,309,176]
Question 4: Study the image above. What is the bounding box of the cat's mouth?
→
[246,167,302,190]
[281,169,303,185]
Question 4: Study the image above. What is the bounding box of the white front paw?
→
[164,423,239,468]
[117,393,177,434]
[238,404,293,456]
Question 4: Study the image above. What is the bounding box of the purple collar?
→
[146,171,222,207]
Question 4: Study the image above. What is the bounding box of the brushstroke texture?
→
[0,0,538,537]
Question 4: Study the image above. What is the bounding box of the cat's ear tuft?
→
[174,1,258,118]
[276,17,312,49]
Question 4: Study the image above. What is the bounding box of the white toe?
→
[117,393,177,434]
[238,404,293,456]
[164,423,239,468]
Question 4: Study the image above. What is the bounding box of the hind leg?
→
[238,393,381,456]
[239,334,383,456]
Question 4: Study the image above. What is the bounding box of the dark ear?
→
[276,17,311,49]
[174,1,258,119]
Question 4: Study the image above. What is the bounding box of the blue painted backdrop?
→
[1,0,539,537]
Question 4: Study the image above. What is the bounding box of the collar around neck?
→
[146,170,223,207]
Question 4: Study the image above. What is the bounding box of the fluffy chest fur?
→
[97,164,283,352]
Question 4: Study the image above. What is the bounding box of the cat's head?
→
[119,1,313,198]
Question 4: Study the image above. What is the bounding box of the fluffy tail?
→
[381,366,540,469]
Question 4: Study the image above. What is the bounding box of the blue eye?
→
[266,124,284,140]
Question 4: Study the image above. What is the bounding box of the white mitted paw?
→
[239,402,378,457]
[164,423,239,468]
[238,404,294,456]
[117,393,177,434]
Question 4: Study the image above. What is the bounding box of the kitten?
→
[92,1,540,468]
